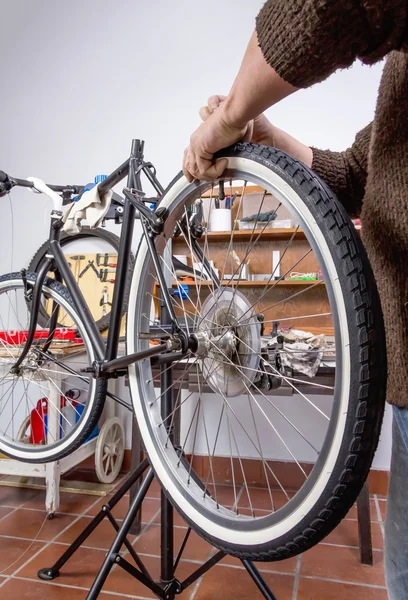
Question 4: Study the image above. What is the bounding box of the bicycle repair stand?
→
[37,455,277,600]
[38,283,278,599]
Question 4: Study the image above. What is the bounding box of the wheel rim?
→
[0,276,97,460]
[96,418,125,483]
[128,158,351,546]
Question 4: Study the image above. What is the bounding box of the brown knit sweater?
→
[256,0,408,408]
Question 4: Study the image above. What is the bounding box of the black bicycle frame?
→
[16,139,182,377]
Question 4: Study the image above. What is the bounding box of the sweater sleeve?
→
[256,0,408,88]
[310,122,372,218]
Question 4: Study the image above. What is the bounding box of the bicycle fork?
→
[10,258,53,374]
[10,214,63,374]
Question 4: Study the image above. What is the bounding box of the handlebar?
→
[0,143,163,207]
[0,170,83,198]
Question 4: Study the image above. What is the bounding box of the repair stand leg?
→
[242,560,278,600]
[38,458,149,580]
[129,415,144,535]
[357,481,373,565]
[159,278,177,597]
[86,468,155,600]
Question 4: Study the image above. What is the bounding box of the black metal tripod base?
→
[37,458,278,600]
[38,567,60,581]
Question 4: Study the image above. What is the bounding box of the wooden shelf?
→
[173,228,307,245]
[201,185,269,198]
[173,226,361,245]
[172,279,325,288]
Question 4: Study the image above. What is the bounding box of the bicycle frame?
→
[12,139,189,378]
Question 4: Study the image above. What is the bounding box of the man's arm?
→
[311,123,372,218]
[200,94,371,216]
[183,0,407,181]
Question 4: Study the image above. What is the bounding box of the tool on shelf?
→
[70,254,85,281]
[100,268,116,283]
[99,286,112,308]
[96,252,118,267]
[214,179,225,209]
[100,286,113,316]
[79,260,100,279]
[225,191,238,209]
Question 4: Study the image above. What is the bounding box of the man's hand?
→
[200,95,275,146]
[182,101,250,182]
[182,95,277,182]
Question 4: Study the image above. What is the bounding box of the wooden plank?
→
[173,228,307,245]
[171,279,325,287]
[201,185,269,198]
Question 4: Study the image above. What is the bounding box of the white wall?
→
[0,0,391,469]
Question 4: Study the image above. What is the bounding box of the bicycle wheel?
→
[28,227,134,332]
[127,143,386,561]
[0,272,106,462]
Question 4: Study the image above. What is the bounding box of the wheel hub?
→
[194,287,261,397]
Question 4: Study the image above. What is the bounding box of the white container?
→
[210,209,231,232]
[239,220,274,230]
[174,255,188,265]
[272,219,293,229]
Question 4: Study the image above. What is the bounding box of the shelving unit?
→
[172,279,324,287]
[174,227,307,244]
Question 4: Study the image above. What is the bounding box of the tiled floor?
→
[0,471,388,599]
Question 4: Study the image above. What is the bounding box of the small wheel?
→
[16,415,31,444]
[95,417,125,484]
[0,272,107,463]
[127,143,386,561]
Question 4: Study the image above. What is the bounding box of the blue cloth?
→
[385,406,408,598]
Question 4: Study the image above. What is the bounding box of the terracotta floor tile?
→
[345,499,378,521]
[0,537,46,575]
[378,499,387,521]
[16,543,159,598]
[0,506,14,520]
[376,494,387,500]
[0,576,137,599]
[173,527,213,562]
[324,518,384,550]
[133,523,213,562]
[206,484,240,507]
[145,478,161,499]
[24,491,98,515]
[297,578,388,599]
[301,544,385,586]
[238,488,294,512]
[173,507,188,528]
[0,508,76,542]
[86,495,161,527]
[0,486,39,507]
[57,515,136,550]
[193,564,294,600]
[220,553,298,574]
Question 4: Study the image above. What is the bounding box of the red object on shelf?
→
[0,328,80,345]
[29,393,79,444]
[30,398,49,444]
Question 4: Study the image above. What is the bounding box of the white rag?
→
[63,185,112,235]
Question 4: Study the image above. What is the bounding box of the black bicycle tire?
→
[28,227,134,332]
[130,142,387,561]
[0,271,107,463]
